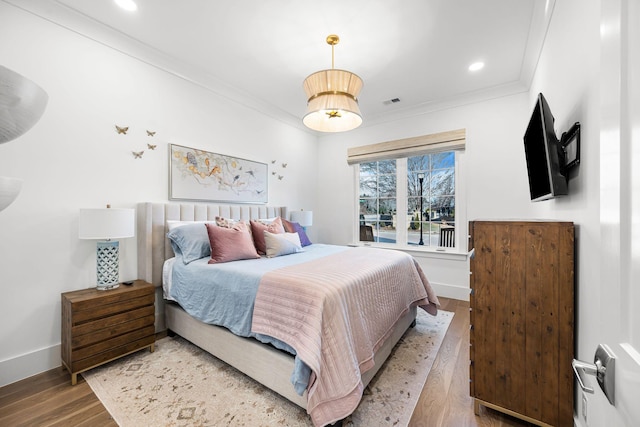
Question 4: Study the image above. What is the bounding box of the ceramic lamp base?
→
[96,240,120,290]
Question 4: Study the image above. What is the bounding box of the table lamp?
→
[290,210,313,231]
[79,205,135,290]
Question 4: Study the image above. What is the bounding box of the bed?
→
[137,201,439,426]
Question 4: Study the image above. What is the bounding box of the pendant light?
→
[303,35,363,132]
[0,65,48,212]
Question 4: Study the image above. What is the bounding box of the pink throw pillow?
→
[205,222,260,264]
[250,217,285,255]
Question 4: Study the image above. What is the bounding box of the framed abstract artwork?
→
[169,144,268,203]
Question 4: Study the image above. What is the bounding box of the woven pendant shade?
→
[0,65,48,144]
[303,69,363,132]
[302,35,363,132]
[0,65,48,212]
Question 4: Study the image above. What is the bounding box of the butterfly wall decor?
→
[113,125,161,159]
[269,159,288,181]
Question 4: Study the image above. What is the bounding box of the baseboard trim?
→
[431,281,470,301]
[0,344,61,387]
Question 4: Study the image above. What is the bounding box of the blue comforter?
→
[169,244,348,394]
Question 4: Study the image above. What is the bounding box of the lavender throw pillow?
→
[282,218,312,247]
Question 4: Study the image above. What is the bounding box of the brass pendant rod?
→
[331,44,335,69]
[326,34,340,69]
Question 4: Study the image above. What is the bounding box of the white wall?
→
[0,3,318,386]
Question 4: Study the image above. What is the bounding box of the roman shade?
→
[346,128,466,165]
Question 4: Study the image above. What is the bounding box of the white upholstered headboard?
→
[137,202,288,287]
[137,202,287,330]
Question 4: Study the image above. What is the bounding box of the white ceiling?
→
[10,0,555,131]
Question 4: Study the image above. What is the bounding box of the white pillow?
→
[264,231,303,258]
[260,216,280,224]
[166,220,213,230]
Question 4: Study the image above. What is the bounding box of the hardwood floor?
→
[0,297,533,427]
[408,297,534,427]
[0,367,116,427]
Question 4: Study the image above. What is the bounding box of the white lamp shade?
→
[290,210,313,227]
[79,208,135,239]
[0,176,22,212]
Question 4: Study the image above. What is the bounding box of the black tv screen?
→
[523,93,568,201]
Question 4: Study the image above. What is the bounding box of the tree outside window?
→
[407,152,455,246]
[359,159,397,243]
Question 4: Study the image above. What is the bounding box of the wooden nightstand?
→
[61,280,156,385]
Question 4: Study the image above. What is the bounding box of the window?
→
[359,152,455,247]
[359,160,397,243]
[407,153,455,246]
[350,129,465,249]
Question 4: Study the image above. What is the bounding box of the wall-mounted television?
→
[523,93,580,202]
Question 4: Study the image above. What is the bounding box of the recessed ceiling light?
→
[468,62,485,72]
[114,0,138,12]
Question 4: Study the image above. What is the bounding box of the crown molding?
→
[2,0,310,132]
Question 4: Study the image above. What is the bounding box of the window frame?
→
[354,150,466,254]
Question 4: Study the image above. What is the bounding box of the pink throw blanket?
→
[251,247,439,426]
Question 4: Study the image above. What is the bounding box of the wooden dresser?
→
[61,280,155,385]
[469,221,575,427]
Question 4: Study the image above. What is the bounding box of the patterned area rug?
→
[83,309,453,427]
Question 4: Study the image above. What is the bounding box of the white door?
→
[589,0,640,425]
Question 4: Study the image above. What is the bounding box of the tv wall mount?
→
[560,122,580,176]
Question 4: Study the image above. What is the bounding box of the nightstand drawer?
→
[71,294,154,324]
[67,286,154,312]
[72,311,155,348]
[71,334,156,373]
[71,305,155,347]
[71,325,156,364]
